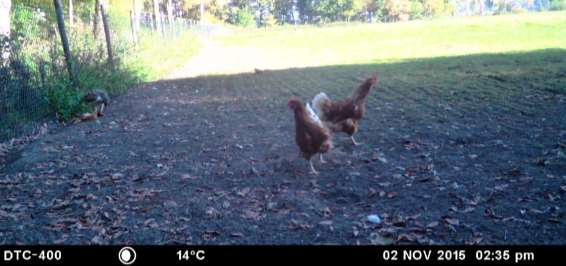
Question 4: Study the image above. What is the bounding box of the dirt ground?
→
[1,49,566,244]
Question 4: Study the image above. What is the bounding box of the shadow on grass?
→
[155,48,566,97]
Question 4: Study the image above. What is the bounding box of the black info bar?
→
[0,245,561,265]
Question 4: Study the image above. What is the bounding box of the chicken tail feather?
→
[312,92,330,119]
[305,102,323,127]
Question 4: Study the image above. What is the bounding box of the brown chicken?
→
[312,75,379,145]
[288,97,333,175]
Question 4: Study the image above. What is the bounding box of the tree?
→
[179,0,228,22]
[257,0,275,26]
[383,0,410,21]
[273,0,294,24]
[153,0,161,30]
[0,0,11,64]
[409,0,424,19]
[296,0,315,23]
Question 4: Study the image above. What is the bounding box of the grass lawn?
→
[215,11,566,68]
[125,30,201,81]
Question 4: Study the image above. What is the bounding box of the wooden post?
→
[68,0,74,27]
[99,3,113,67]
[53,0,77,87]
[129,10,137,45]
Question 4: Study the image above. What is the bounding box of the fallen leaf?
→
[242,209,261,220]
[368,188,378,198]
[353,227,360,237]
[445,218,460,226]
[485,208,503,219]
[461,207,475,213]
[494,184,509,191]
[426,221,439,228]
[237,187,251,197]
[369,233,395,245]
[202,230,219,240]
[528,208,544,214]
[387,192,398,199]
[230,232,244,237]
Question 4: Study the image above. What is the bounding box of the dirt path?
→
[167,37,263,78]
[1,46,565,244]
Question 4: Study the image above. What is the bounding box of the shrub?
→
[46,80,89,122]
[409,0,425,19]
[550,0,566,10]
[228,7,256,27]
[423,0,445,17]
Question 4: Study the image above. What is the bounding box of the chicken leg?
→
[351,135,362,146]
[98,103,106,116]
[309,159,319,175]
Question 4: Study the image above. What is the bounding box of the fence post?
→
[130,10,137,46]
[53,0,77,88]
[99,2,114,68]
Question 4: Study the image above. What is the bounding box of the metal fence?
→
[0,2,203,143]
[0,4,55,142]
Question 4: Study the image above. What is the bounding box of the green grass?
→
[215,11,566,68]
[125,31,201,81]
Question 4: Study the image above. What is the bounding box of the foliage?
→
[409,0,425,19]
[384,0,410,21]
[46,80,89,122]
[273,0,295,24]
[423,0,445,16]
[228,7,256,27]
[549,0,566,10]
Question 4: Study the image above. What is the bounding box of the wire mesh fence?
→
[1,4,55,142]
[0,1,202,143]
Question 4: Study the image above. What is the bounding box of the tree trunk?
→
[153,0,161,32]
[130,10,137,45]
[166,0,173,32]
[200,0,205,24]
[100,2,114,68]
[93,0,101,38]
[0,0,11,64]
[54,0,77,87]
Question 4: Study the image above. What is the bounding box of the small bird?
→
[83,89,109,116]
